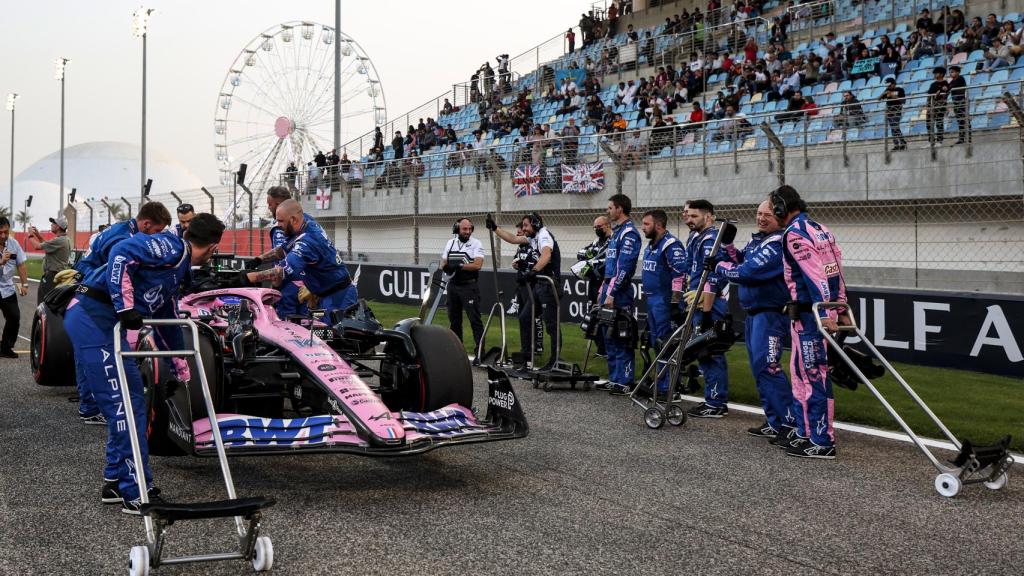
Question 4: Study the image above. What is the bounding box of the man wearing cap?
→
[882,77,907,151]
[26,215,72,303]
[173,203,195,237]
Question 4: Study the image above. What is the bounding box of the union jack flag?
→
[316,187,331,210]
[561,162,605,194]
[513,164,541,198]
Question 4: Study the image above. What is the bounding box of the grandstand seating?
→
[347,0,1024,178]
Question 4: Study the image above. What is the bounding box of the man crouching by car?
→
[64,213,225,514]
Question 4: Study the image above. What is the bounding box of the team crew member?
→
[172,203,195,236]
[640,209,687,394]
[56,201,172,425]
[683,199,730,418]
[716,200,797,439]
[251,186,318,317]
[64,213,225,513]
[573,216,611,357]
[0,218,29,359]
[598,194,641,394]
[774,185,847,460]
[442,218,486,356]
[26,215,72,303]
[244,200,357,320]
[487,212,561,370]
[86,224,109,253]
[511,222,544,356]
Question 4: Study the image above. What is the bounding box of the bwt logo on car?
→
[218,416,335,445]
[378,269,433,301]
[489,389,516,410]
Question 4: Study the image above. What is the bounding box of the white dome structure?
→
[15,141,202,204]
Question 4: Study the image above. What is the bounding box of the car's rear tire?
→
[408,324,473,412]
[30,303,75,387]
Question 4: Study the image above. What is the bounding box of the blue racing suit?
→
[642,232,687,392]
[717,232,796,432]
[601,219,640,386]
[269,222,306,318]
[279,217,357,321]
[685,227,729,407]
[71,219,140,418]
[64,231,192,501]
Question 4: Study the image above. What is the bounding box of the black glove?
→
[118,309,144,330]
[524,269,538,282]
[670,306,685,326]
[485,213,498,231]
[249,257,263,269]
[442,263,456,275]
[700,313,714,333]
[236,270,252,287]
[702,255,717,272]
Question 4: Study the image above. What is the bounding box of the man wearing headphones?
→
[773,185,847,460]
[715,200,797,439]
[442,217,486,357]
[511,221,544,357]
[486,212,561,370]
[598,194,641,394]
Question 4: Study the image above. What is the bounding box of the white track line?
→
[677,393,1024,466]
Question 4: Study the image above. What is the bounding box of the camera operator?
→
[572,216,611,358]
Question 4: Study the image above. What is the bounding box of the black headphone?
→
[526,212,543,231]
[452,217,474,234]
[770,185,805,220]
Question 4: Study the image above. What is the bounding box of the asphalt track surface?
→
[1,294,1021,575]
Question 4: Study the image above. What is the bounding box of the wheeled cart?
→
[519,275,598,391]
[114,318,275,575]
[814,302,1014,498]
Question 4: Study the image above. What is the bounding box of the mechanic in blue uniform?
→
[683,199,730,418]
[640,209,688,395]
[715,199,796,438]
[243,199,357,320]
[55,202,172,426]
[250,186,317,318]
[596,194,641,395]
[171,203,195,237]
[64,213,225,513]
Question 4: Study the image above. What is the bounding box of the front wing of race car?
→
[187,369,527,457]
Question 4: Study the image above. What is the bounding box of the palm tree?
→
[108,203,127,222]
[0,205,10,221]
[15,210,31,231]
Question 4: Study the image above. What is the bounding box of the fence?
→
[279,77,1024,294]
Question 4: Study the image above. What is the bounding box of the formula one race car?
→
[31,257,528,457]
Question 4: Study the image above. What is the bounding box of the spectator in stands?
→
[561,118,580,164]
[916,8,934,33]
[566,28,576,53]
[777,92,808,124]
[392,131,404,160]
[835,91,866,130]
[612,113,628,132]
[306,161,320,193]
[442,98,453,116]
[626,24,639,43]
[882,77,907,151]
[803,55,820,86]
[983,37,1014,70]
[911,28,938,60]
[882,45,902,74]
[999,20,1023,56]
[527,125,545,165]
[927,67,949,145]
[893,36,907,59]
[497,54,510,84]
[447,143,465,169]
[373,127,383,151]
[780,62,801,99]
[557,89,583,116]
[314,150,326,168]
[981,14,1001,47]
[947,66,969,145]
[339,152,351,176]
[954,26,981,54]
[947,9,966,35]
[586,96,605,127]
[285,162,298,189]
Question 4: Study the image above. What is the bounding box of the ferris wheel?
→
[213,21,386,193]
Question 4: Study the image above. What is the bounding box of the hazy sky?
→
[0,0,584,219]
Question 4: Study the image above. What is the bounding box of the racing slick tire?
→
[29,286,77,387]
[409,324,474,412]
[138,324,222,456]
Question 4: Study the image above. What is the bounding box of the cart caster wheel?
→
[644,407,665,429]
[570,382,577,390]
[583,382,592,392]
[252,536,274,572]
[532,379,539,389]
[984,472,1008,491]
[542,380,552,392]
[934,473,961,498]
[128,545,150,576]
[667,405,686,426]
